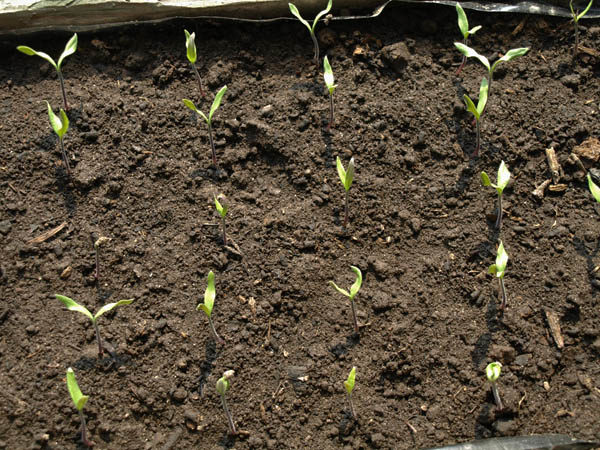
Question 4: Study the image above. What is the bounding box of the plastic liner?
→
[1,0,599,35]
[424,434,600,450]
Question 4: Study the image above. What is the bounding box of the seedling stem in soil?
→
[56,295,134,357]
[336,156,355,228]
[214,194,228,245]
[570,0,594,61]
[485,362,503,410]
[288,0,333,68]
[197,271,225,345]
[455,2,482,75]
[17,34,77,110]
[183,85,227,166]
[344,366,357,419]
[184,29,205,97]
[323,56,337,130]
[330,266,363,334]
[481,160,511,229]
[488,241,509,310]
[66,367,94,447]
[463,77,488,156]
[46,101,71,176]
[216,370,237,434]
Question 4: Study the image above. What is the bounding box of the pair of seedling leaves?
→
[289,0,333,66]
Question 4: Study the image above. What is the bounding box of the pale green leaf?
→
[209,86,227,122]
[323,56,336,93]
[344,157,355,191]
[94,299,134,320]
[492,47,529,72]
[336,156,346,187]
[477,77,488,116]
[330,280,350,298]
[288,3,312,32]
[495,241,508,278]
[57,33,78,69]
[58,108,69,137]
[456,3,469,38]
[198,270,216,317]
[46,101,63,137]
[216,376,230,396]
[17,46,57,69]
[496,161,511,193]
[349,266,362,299]
[488,264,498,276]
[463,94,479,121]
[485,362,502,382]
[183,98,198,113]
[588,174,600,202]
[66,367,89,411]
[470,25,482,35]
[56,294,94,322]
[481,171,491,187]
[184,30,197,64]
[214,195,228,218]
[344,366,356,395]
[576,0,594,21]
[454,42,490,71]
[312,0,333,31]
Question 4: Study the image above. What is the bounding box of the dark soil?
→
[1,3,600,449]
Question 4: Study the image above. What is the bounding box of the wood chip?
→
[532,179,551,199]
[573,137,600,162]
[578,45,600,58]
[26,222,67,245]
[544,309,564,349]
[545,147,561,184]
[60,266,72,279]
[548,183,567,192]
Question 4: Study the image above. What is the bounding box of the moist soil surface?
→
[1,3,600,449]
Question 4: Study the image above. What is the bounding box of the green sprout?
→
[343,366,357,419]
[481,160,511,229]
[463,77,488,156]
[488,241,509,311]
[184,29,205,97]
[455,2,482,75]
[46,101,71,176]
[183,85,227,167]
[66,367,94,447]
[570,0,594,61]
[336,156,355,228]
[196,271,225,345]
[323,56,337,131]
[454,43,529,96]
[289,0,333,67]
[588,173,600,203]
[214,194,229,245]
[330,266,362,334]
[485,362,503,410]
[216,370,237,435]
[17,34,78,110]
[56,295,134,358]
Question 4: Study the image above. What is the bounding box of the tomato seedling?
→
[183,85,227,167]
[463,77,488,156]
[216,370,237,435]
[336,156,355,228]
[46,101,71,176]
[481,160,511,229]
[588,173,600,203]
[214,194,229,246]
[455,2,482,75]
[66,367,94,447]
[56,295,134,358]
[570,0,594,61]
[330,266,362,334]
[488,241,509,311]
[289,0,333,68]
[184,29,205,97]
[197,271,225,345]
[485,361,503,410]
[17,34,78,110]
[323,56,337,131]
[343,366,357,419]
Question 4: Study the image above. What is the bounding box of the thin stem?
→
[207,122,217,167]
[191,63,205,97]
[348,393,357,419]
[221,394,237,435]
[327,92,335,131]
[496,194,503,229]
[58,69,69,111]
[221,217,227,246]
[310,31,319,68]
[499,277,508,311]
[574,20,579,61]
[350,299,359,334]
[209,316,225,345]
[78,409,94,447]
[456,38,467,75]
[474,119,481,157]
[93,321,104,358]
[491,382,503,410]
[59,138,71,176]
[343,189,349,228]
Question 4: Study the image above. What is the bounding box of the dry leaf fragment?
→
[544,309,564,349]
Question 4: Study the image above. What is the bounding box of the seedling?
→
[336,156,355,228]
[488,241,509,310]
[463,77,488,156]
[455,2,482,75]
[588,173,600,202]
[214,194,228,245]
[55,295,134,357]
[216,370,237,435]
[485,362,503,410]
[66,367,94,447]
[93,235,110,283]
[454,43,529,95]
[570,0,594,61]
[196,271,225,345]
[343,366,357,419]
[46,101,71,176]
[323,56,337,131]
[289,0,333,67]
[481,160,511,229]
[17,34,78,110]
[330,266,362,334]
[183,85,227,167]
[184,29,205,97]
